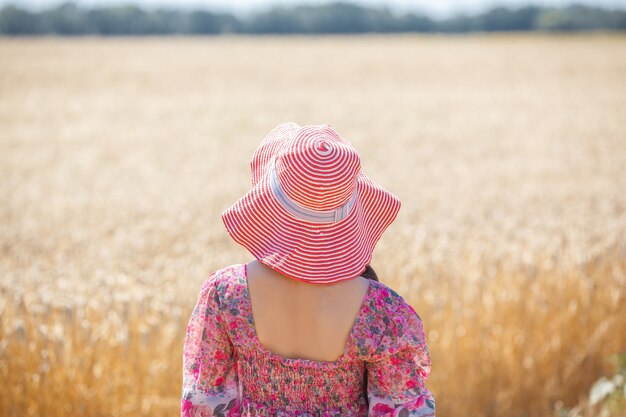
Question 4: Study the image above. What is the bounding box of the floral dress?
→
[181,264,436,417]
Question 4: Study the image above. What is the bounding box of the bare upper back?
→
[245,260,371,362]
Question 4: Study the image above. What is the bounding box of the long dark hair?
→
[360,264,377,404]
[361,264,379,281]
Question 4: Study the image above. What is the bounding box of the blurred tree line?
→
[0,1,625,35]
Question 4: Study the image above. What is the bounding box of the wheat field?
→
[1,33,625,417]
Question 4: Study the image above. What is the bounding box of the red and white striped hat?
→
[221,122,401,285]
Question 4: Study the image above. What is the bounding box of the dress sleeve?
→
[181,272,241,417]
[366,300,436,417]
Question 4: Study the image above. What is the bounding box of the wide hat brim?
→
[221,123,401,285]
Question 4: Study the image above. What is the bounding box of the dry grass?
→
[0,33,625,417]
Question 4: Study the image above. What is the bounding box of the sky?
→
[4,0,626,19]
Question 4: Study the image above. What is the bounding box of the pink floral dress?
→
[181,264,436,417]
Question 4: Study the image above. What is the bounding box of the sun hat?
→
[221,122,401,285]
